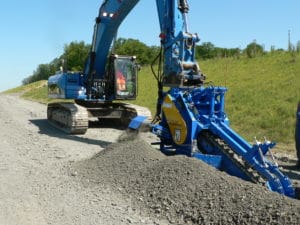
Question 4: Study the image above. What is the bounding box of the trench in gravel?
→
[74,136,300,225]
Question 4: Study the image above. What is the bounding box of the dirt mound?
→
[75,138,300,225]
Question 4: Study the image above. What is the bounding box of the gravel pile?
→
[75,137,300,225]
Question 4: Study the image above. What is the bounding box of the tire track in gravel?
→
[0,94,162,225]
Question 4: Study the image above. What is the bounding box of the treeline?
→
[196,41,263,59]
[22,38,159,85]
[197,41,300,59]
[23,38,300,85]
[22,42,90,85]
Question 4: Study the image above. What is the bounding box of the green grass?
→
[132,66,159,115]
[3,80,67,104]
[4,80,47,95]
[200,52,300,144]
[21,83,50,104]
[132,52,299,145]
[4,51,299,146]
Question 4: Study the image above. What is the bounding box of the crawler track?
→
[47,102,152,134]
[200,131,266,185]
[47,103,89,134]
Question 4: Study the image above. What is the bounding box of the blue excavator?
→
[47,0,151,134]
[47,0,297,198]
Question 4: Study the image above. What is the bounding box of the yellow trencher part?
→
[162,94,187,145]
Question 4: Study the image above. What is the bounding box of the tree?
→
[62,41,91,71]
[196,42,215,59]
[113,38,159,65]
[244,41,264,58]
[22,63,58,85]
[22,38,160,85]
[22,41,91,85]
[196,42,241,60]
[296,41,300,53]
[270,45,276,53]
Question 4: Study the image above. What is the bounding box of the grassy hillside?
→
[4,80,54,104]
[200,52,300,144]
[4,51,299,145]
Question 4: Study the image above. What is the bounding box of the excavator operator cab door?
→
[113,55,138,100]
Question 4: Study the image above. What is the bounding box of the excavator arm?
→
[84,0,139,98]
[155,0,205,87]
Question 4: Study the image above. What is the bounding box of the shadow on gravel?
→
[89,118,128,130]
[281,165,300,180]
[30,119,112,148]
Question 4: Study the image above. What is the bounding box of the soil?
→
[0,93,299,225]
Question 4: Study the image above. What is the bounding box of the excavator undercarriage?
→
[47,101,151,134]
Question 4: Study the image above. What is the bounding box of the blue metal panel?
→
[48,73,67,99]
[193,153,222,169]
[48,72,86,99]
[128,115,148,130]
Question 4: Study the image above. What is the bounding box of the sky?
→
[0,0,299,92]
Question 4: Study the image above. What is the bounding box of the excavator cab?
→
[108,55,138,100]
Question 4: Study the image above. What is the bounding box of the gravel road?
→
[0,94,162,225]
[0,93,299,225]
